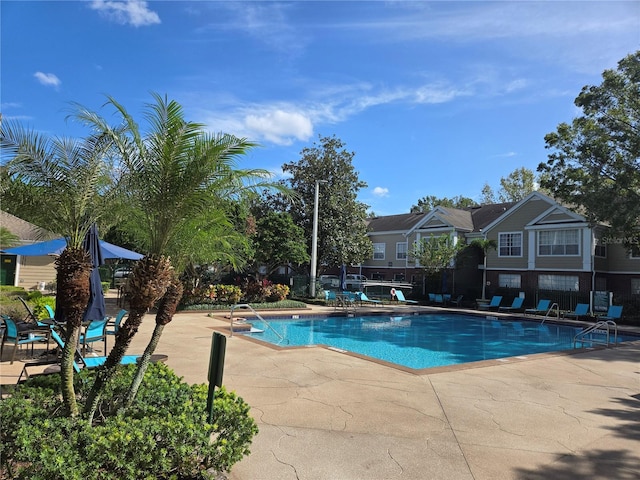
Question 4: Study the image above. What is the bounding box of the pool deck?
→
[2,298,639,479]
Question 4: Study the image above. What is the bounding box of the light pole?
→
[309,179,327,298]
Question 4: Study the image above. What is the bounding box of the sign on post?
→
[206,332,227,423]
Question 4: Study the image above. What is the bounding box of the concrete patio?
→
[1,298,639,479]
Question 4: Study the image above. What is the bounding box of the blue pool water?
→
[244,313,637,370]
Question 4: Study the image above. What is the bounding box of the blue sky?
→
[2,1,639,216]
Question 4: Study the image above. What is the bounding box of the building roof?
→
[367,202,516,235]
[0,210,56,242]
[366,212,427,233]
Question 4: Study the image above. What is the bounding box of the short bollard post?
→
[206,332,227,423]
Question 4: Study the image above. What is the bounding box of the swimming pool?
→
[243,313,637,370]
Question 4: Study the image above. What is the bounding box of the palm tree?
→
[0,120,116,416]
[470,238,498,300]
[75,93,290,415]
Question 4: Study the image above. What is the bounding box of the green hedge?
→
[0,363,258,479]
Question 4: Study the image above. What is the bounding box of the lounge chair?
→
[19,329,144,382]
[324,290,337,307]
[599,305,623,321]
[0,314,50,364]
[394,290,419,304]
[524,299,551,316]
[498,297,524,312]
[357,292,383,306]
[478,296,502,310]
[563,303,589,320]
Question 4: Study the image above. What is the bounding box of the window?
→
[631,279,640,295]
[538,274,579,291]
[396,242,407,260]
[631,246,640,259]
[498,232,522,257]
[538,229,580,256]
[393,273,405,282]
[499,274,521,288]
[373,243,385,260]
[594,243,607,258]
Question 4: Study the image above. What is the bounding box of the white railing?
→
[573,320,618,348]
[229,304,284,342]
[540,303,560,324]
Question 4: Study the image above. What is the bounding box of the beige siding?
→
[16,256,56,290]
[539,211,575,223]
[536,256,583,270]
[366,232,409,268]
[607,243,640,272]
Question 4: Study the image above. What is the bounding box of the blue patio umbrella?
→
[3,237,143,260]
[82,224,106,322]
[339,264,347,291]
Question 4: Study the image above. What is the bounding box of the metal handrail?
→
[540,303,560,325]
[229,304,284,341]
[573,320,618,348]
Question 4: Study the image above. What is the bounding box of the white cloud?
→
[244,110,313,145]
[89,0,160,27]
[33,72,61,88]
[373,187,390,198]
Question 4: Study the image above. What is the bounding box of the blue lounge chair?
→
[449,295,463,307]
[599,305,623,321]
[395,290,419,304]
[50,329,140,373]
[563,303,589,320]
[498,297,524,312]
[357,292,383,306]
[524,299,551,316]
[478,296,502,310]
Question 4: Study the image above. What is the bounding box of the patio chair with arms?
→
[79,317,109,355]
[105,309,127,350]
[0,314,50,364]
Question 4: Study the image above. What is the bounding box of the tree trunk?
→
[123,323,164,410]
[59,326,80,416]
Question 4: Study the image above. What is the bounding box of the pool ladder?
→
[573,320,618,348]
[229,303,284,342]
[540,303,560,325]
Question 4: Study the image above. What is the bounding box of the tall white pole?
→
[310,179,326,298]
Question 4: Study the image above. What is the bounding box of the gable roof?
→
[0,210,56,242]
[367,202,516,236]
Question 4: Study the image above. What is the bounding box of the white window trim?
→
[537,229,581,257]
[396,242,408,260]
[373,242,385,260]
[498,231,523,258]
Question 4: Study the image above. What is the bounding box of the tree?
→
[74,93,288,417]
[539,51,640,244]
[282,135,372,276]
[410,195,477,213]
[251,211,309,277]
[469,238,497,300]
[1,120,117,416]
[410,234,464,292]
[481,167,538,204]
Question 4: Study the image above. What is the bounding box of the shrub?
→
[30,296,56,319]
[0,363,258,479]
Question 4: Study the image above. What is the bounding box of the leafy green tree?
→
[251,211,309,277]
[539,51,640,244]
[282,135,372,275]
[410,234,464,293]
[1,120,117,416]
[481,167,538,204]
[410,195,477,213]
